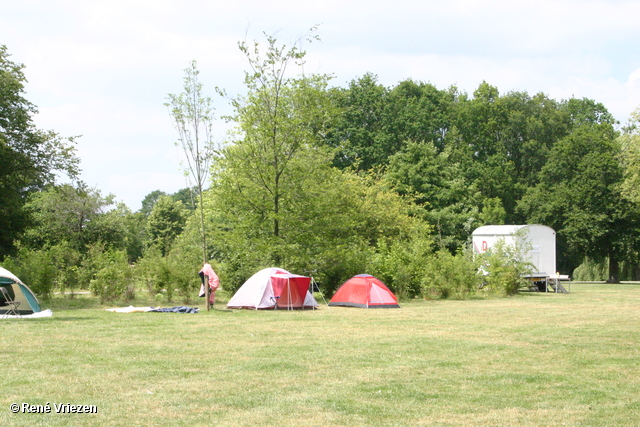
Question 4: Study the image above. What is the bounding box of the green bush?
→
[78,243,111,290]
[155,259,174,303]
[166,243,205,304]
[478,240,533,296]
[370,240,424,299]
[421,249,482,299]
[2,247,57,299]
[572,257,608,281]
[47,242,82,295]
[134,248,164,296]
[134,244,202,304]
[89,249,134,303]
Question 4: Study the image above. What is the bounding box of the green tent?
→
[0,266,44,315]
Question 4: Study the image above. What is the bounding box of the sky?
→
[2,0,639,211]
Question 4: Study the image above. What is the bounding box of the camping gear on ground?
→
[0,287,21,318]
[1,309,52,319]
[226,267,319,310]
[106,306,155,313]
[329,274,400,308]
[150,306,199,313]
[105,306,199,313]
[199,263,220,304]
[0,267,51,318]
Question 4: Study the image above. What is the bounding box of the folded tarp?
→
[150,306,199,313]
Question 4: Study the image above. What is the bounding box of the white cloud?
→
[629,68,640,85]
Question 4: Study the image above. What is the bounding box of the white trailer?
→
[471,224,569,292]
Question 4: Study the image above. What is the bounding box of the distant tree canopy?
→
[322,75,640,278]
[202,32,640,289]
[146,195,187,256]
[518,122,640,280]
[22,183,122,252]
[3,35,640,302]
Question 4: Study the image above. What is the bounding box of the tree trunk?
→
[199,194,210,311]
[606,256,620,284]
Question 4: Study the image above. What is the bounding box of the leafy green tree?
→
[2,246,59,299]
[453,83,573,222]
[22,183,123,252]
[620,106,640,204]
[329,79,576,235]
[105,202,146,262]
[211,153,432,295]
[171,187,197,211]
[209,30,436,295]
[385,140,482,251]
[135,237,204,304]
[327,75,457,171]
[368,218,434,299]
[210,44,435,294]
[564,97,617,127]
[480,197,507,225]
[139,190,167,216]
[89,249,134,303]
[518,123,639,282]
[224,29,333,243]
[0,45,79,257]
[383,79,456,152]
[326,73,389,170]
[14,184,141,296]
[146,195,186,256]
[617,106,640,280]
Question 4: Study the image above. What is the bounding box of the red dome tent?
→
[329,274,400,308]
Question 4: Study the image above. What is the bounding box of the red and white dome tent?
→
[226,267,319,310]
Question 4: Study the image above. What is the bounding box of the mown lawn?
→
[1,283,639,426]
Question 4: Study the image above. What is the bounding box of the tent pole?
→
[311,277,330,309]
[205,274,210,311]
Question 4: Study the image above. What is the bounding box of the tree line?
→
[1,31,639,303]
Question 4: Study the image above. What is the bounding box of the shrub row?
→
[2,241,532,302]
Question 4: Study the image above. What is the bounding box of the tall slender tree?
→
[165,61,215,262]
[166,61,217,309]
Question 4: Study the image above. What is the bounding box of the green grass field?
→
[2,283,639,426]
